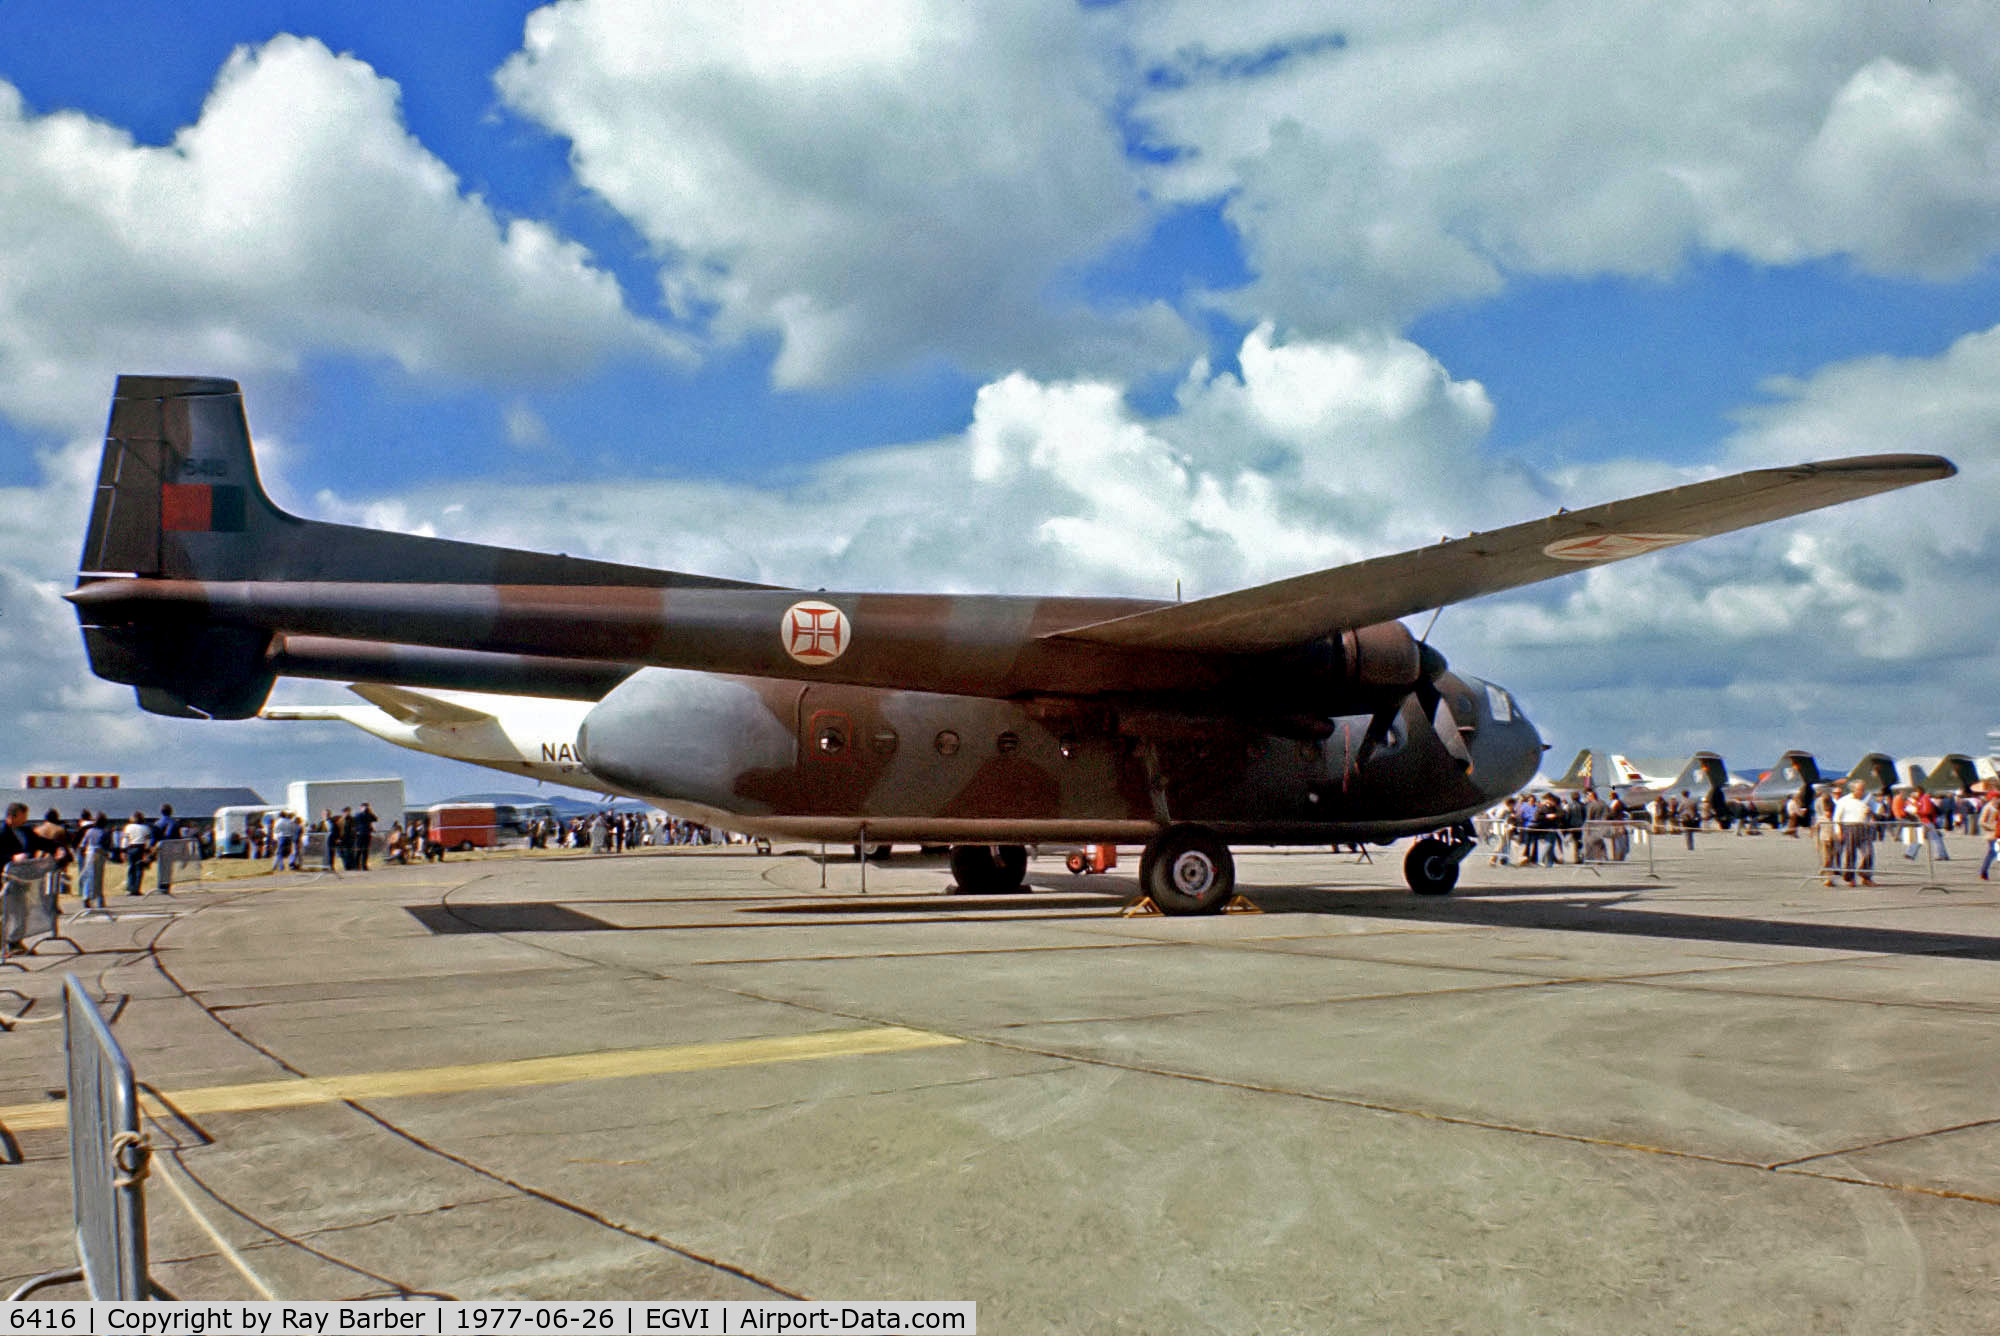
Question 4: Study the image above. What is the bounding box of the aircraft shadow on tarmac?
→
[407,903,618,934]
[405,886,1127,934]
[404,879,2000,963]
[1243,882,2000,962]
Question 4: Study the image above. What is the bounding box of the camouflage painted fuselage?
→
[576,666,1541,843]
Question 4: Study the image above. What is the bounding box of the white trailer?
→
[213,803,284,857]
[285,778,405,828]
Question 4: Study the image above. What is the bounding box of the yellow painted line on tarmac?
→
[0,1025,961,1133]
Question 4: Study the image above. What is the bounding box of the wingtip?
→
[1799,452,1957,480]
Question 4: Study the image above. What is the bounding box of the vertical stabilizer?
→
[80,376,287,580]
[74,377,283,717]
[71,375,767,719]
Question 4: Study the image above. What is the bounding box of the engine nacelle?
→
[1339,621,1421,687]
[1259,621,1440,720]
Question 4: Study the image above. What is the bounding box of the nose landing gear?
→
[1404,822,1478,895]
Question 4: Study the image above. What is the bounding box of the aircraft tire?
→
[1404,838,1459,895]
[948,843,1030,894]
[1142,825,1235,915]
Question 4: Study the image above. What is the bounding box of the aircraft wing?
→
[347,682,497,727]
[1046,454,1954,653]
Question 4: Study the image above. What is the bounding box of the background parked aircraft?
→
[1836,754,1901,794]
[1743,750,1823,823]
[1898,754,1979,794]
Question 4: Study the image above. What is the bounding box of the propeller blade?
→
[1414,675,1474,772]
[1431,692,1473,770]
[1351,698,1403,772]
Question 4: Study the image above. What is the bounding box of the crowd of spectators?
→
[232,806,746,865]
[1482,781,2000,881]
[0,802,197,949]
[532,811,744,853]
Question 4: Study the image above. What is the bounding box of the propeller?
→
[1352,640,1473,773]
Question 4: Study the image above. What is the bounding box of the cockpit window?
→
[1485,684,1512,723]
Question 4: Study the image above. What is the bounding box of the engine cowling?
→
[1339,622,1421,688]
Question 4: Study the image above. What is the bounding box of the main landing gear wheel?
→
[948,844,1029,894]
[1141,825,1235,915]
[1404,837,1460,895]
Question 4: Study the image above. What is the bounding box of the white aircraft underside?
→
[262,684,613,795]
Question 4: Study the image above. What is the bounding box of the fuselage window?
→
[996,730,1020,755]
[934,730,961,757]
[871,728,899,757]
[817,724,847,756]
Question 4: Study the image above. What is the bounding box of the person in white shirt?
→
[1832,781,1874,887]
[270,811,302,872]
[120,812,153,896]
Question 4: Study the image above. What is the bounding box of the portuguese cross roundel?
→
[782,600,851,665]
[1542,532,1695,562]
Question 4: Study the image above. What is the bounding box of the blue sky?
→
[2,1,1998,797]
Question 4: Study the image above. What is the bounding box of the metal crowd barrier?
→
[1804,819,1958,892]
[294,830,385,874]
[152,836,205,891]
[6,975,163,1301]
[2,858,72,964]
[1480,819,1662,878]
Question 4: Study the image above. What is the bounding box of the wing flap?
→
[1046,454,1954,653]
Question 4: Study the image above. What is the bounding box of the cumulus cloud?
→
[495,0,1195,387]
[307,325,1511,600]
[483,1,2000,389]
[1128,1,2000,330]
[0,35,676,434]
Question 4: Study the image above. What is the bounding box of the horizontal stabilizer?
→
[1046,454,1956,653]
[260,704,371,722]
[347,682,496,727]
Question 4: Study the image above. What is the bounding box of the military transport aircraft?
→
[67,377,1955,912]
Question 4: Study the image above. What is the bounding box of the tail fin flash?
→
[81,376,283,580]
